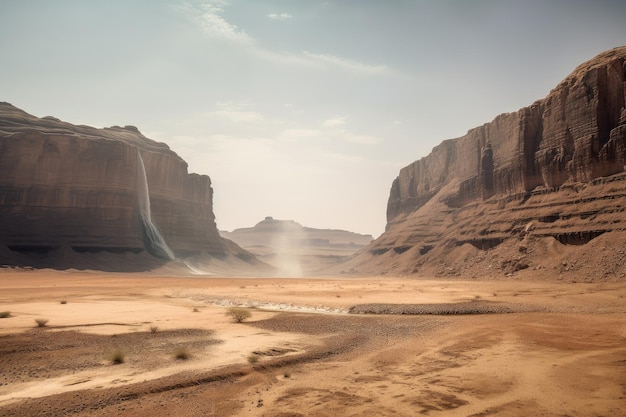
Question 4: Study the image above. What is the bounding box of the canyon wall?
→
[348,47,626,280]
[388,47,626,221]
[0,103,252,271]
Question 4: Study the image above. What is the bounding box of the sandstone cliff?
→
[346,46,626,280]
[0,103,258,272]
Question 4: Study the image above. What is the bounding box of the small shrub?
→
[150,325,158,333]
[174,347,190,360]
[110,349,125,364]
[247,354,259,364]
[60,300,67,304]
[35,318,49,327]
[0,311,11,318]
[227,307,251,323]
[192,307,200,313]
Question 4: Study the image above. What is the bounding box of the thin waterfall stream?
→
[136,151,176,260]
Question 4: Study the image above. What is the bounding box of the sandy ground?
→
[0,269,625,416]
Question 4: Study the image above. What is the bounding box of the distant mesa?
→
[0,102,262,273]
[220,217,373,275]
[221,216,373,248]
[345,46,626,280]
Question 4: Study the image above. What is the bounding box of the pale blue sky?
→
[1,1,625,236]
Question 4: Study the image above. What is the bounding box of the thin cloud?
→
[178,2,394,77]
[320,150,367,163]
[281,128,323,139]
[178,1,253,45]
[322,117,346,128]
[216,100,254,110]
[214,110,263,123]
[342,131,381,145]
[212,100,263,123]
[268,13,293,20]
[302,51,390,76]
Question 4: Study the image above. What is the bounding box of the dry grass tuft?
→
[227,307,252,323]
[174,347,190,360]
[35,318,49,327]
[109,349,125,364]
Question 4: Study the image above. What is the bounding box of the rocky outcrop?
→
[350,47,626,280]
[0,103,257,271]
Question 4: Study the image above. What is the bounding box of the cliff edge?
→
[0,103,260,272]
[343,47,626,281]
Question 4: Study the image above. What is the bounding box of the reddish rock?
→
[0,103,254,271]
[359,47,626,279]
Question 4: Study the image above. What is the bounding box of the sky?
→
[1,1,625,237]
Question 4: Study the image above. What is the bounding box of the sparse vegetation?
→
[247,354,259,363]
[35,318,49,327]
[192,307,200,313]
[174,347,190,360]
[109,349,125,364]
[60,300,67,304]
[150,325,159,333]
[227,307,251,323]
[0,311,11,318]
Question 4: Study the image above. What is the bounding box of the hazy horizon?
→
[2,0,625,237]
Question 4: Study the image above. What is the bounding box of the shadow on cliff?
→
[0,241,274,275]
[0,245,168,273]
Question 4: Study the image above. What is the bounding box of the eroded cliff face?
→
[354,47,626,280]
[0,103,254,271]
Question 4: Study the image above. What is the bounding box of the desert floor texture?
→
[0,269,625,417]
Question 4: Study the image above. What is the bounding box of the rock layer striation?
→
[351,47,626,280]
[0,103,253,271]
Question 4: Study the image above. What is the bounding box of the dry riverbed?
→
[0,269,624,416]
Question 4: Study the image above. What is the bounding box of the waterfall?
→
[136,151,176,261]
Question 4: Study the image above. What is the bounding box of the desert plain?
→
[0,269,625,417]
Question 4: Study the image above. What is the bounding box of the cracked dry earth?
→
[0,271,625,416]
